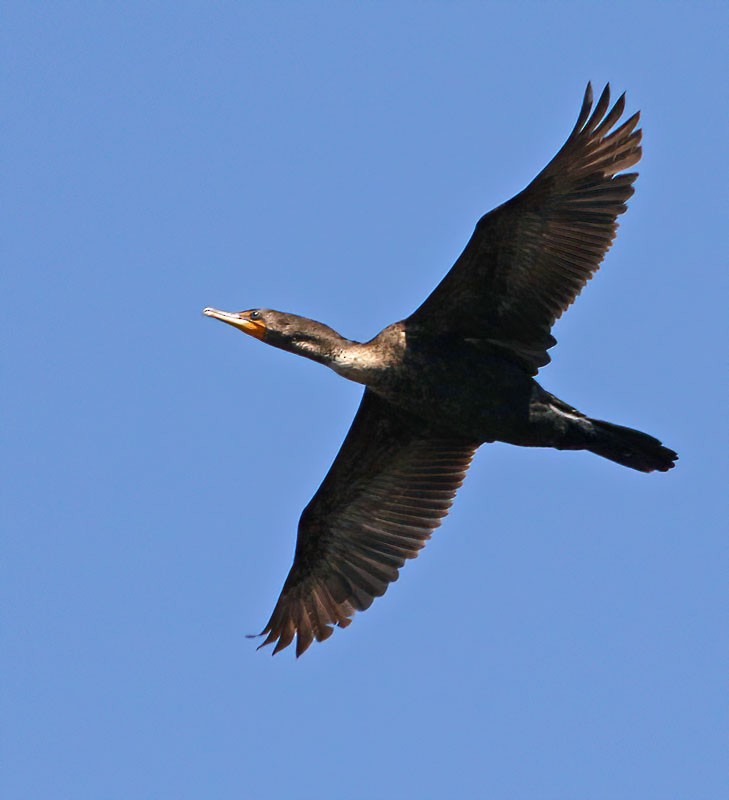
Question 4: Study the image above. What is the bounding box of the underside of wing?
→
[255,390,478,656]
[408,83,642,374]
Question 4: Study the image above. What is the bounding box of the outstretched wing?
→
[255,390,477,656]
[407,83,642,373]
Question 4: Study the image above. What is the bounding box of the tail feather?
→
[587,419,677,473]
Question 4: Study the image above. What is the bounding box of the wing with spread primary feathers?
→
[408,83,642,373]
[255,390,477,656]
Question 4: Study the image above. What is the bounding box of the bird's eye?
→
[250,310,261,320]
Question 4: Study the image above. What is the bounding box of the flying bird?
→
[204,84,677,657]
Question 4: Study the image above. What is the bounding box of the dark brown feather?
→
[255,390,477,656]
[407,83,642,374]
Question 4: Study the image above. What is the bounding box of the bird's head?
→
[203,307,349,363]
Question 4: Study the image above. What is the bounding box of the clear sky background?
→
[4,3,727,799]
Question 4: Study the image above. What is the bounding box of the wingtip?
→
[248,628,280,654]
[591,84,611,127]
[573,82,595,134]
[271,639,288,656]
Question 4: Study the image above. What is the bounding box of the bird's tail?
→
[585,418,677,473]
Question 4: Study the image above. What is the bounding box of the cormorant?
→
[204,84,677,657]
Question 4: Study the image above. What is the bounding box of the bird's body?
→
[204,84,677,656]
[332,323,558,446]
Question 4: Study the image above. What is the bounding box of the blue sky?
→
[4,3,727,798]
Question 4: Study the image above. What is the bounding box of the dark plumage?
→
[204,84,677,657]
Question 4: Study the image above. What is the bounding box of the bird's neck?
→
[286,334,381,385]
[271,319,406,386]
[328,323,406,385]
[285,329,357,366]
